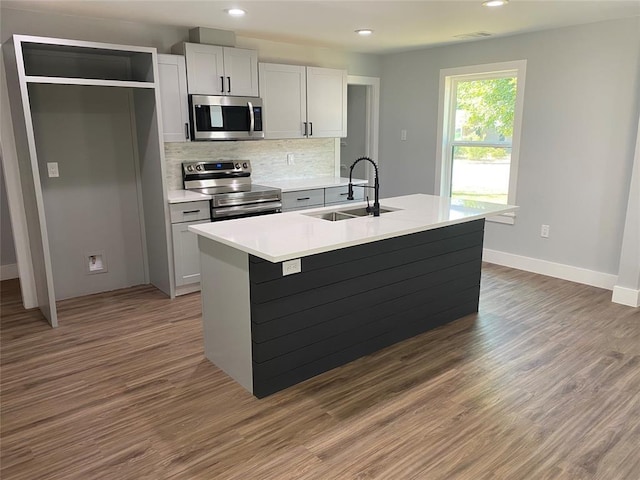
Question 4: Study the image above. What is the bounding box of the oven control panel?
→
[182,160,251,176]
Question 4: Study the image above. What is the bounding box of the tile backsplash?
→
[164,138,337,190]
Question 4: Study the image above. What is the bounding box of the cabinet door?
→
[157,54,190,142]
[306,67,347,138]
[324,185,365,205]
[172,220,209,287]
[281,189,325,211]
[184,43,225,95]
[223,47,259,97]
[259,63,307,139]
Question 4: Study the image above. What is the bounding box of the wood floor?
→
[1,264,639,480]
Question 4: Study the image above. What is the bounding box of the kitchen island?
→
[189,194,517,398]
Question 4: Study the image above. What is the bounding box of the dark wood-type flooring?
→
[1,264,639,479]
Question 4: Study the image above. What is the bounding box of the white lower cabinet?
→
[282,189,325,212]
[324,185,365,206]
[170,201,211,294]
[281,186,366,212]
[172,220,209,289]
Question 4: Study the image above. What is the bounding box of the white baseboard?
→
[482,249,618,291]
[175,282,201,297]
[612,286,640,308]
[0,263,19,281]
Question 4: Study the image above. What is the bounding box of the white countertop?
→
[168,189,212,203]
[168,177,367,203]
[189,194,518,263]
[254,176,367,192]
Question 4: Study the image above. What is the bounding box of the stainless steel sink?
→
[338,207,395,217]
[305,206,397,222]
[310,211,359,221]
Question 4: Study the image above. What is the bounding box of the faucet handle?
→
[347,183,354,200]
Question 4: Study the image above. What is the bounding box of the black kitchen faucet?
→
[347,156,380,217]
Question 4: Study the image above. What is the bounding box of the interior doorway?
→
[340,76,380,185]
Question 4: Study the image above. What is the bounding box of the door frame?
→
[343,75,380,185]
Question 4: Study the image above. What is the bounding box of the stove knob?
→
[195,165,202,171]
[187,165,193,172]
[242,162,248,169]
[235,163,240,169]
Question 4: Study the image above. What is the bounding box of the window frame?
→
[435,60,527,224]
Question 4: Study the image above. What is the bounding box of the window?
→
[436,61,526,224]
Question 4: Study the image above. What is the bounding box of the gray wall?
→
[0,164,17,268]
[379,17,640,276]
[0,8,186,51]
[30,84,146,300]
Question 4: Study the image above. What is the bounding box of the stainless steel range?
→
[182,161,282,221]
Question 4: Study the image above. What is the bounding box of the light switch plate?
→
[282,258,301,276]
[47,162,59,178]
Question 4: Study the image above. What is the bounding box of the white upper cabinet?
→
[306,67,348,138]
[157,54,190,142]
[179,43,258,96]
[258,63,307,139]
[222,47,259,97]
[259,62,347,139]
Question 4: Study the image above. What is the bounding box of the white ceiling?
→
[3,0,640,54]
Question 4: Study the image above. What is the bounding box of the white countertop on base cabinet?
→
[168,190,212,203]
[256,176,367,192]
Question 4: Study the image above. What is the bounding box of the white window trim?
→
[434,60,527,225]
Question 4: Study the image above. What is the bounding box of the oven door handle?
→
[248,101,255,135]
[214,194,282,208]
[212,202,282,219]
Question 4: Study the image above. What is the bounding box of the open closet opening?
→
[29,83,148,300]
[7,35,173,327]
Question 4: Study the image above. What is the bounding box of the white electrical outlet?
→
[47,162,59,178]
[282,258,301,276]
[541,224,550,238]
[400,129,407,141]
[287,153,295,165]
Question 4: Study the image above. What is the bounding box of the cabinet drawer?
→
[324,185,365,205]
[282,189,324,211]
[170,201,210,223]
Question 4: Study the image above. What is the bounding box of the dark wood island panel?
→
[249,219,485,398]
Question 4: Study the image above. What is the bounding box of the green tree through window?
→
[454,77,516,161]
[456,77,517,141]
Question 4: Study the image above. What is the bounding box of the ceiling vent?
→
[454,31,493,39]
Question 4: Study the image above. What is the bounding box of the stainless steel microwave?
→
[189,95,264,141]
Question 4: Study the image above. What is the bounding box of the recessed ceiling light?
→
[226,8,246,17]
[355,29,373,36]
[482,0,508,6]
